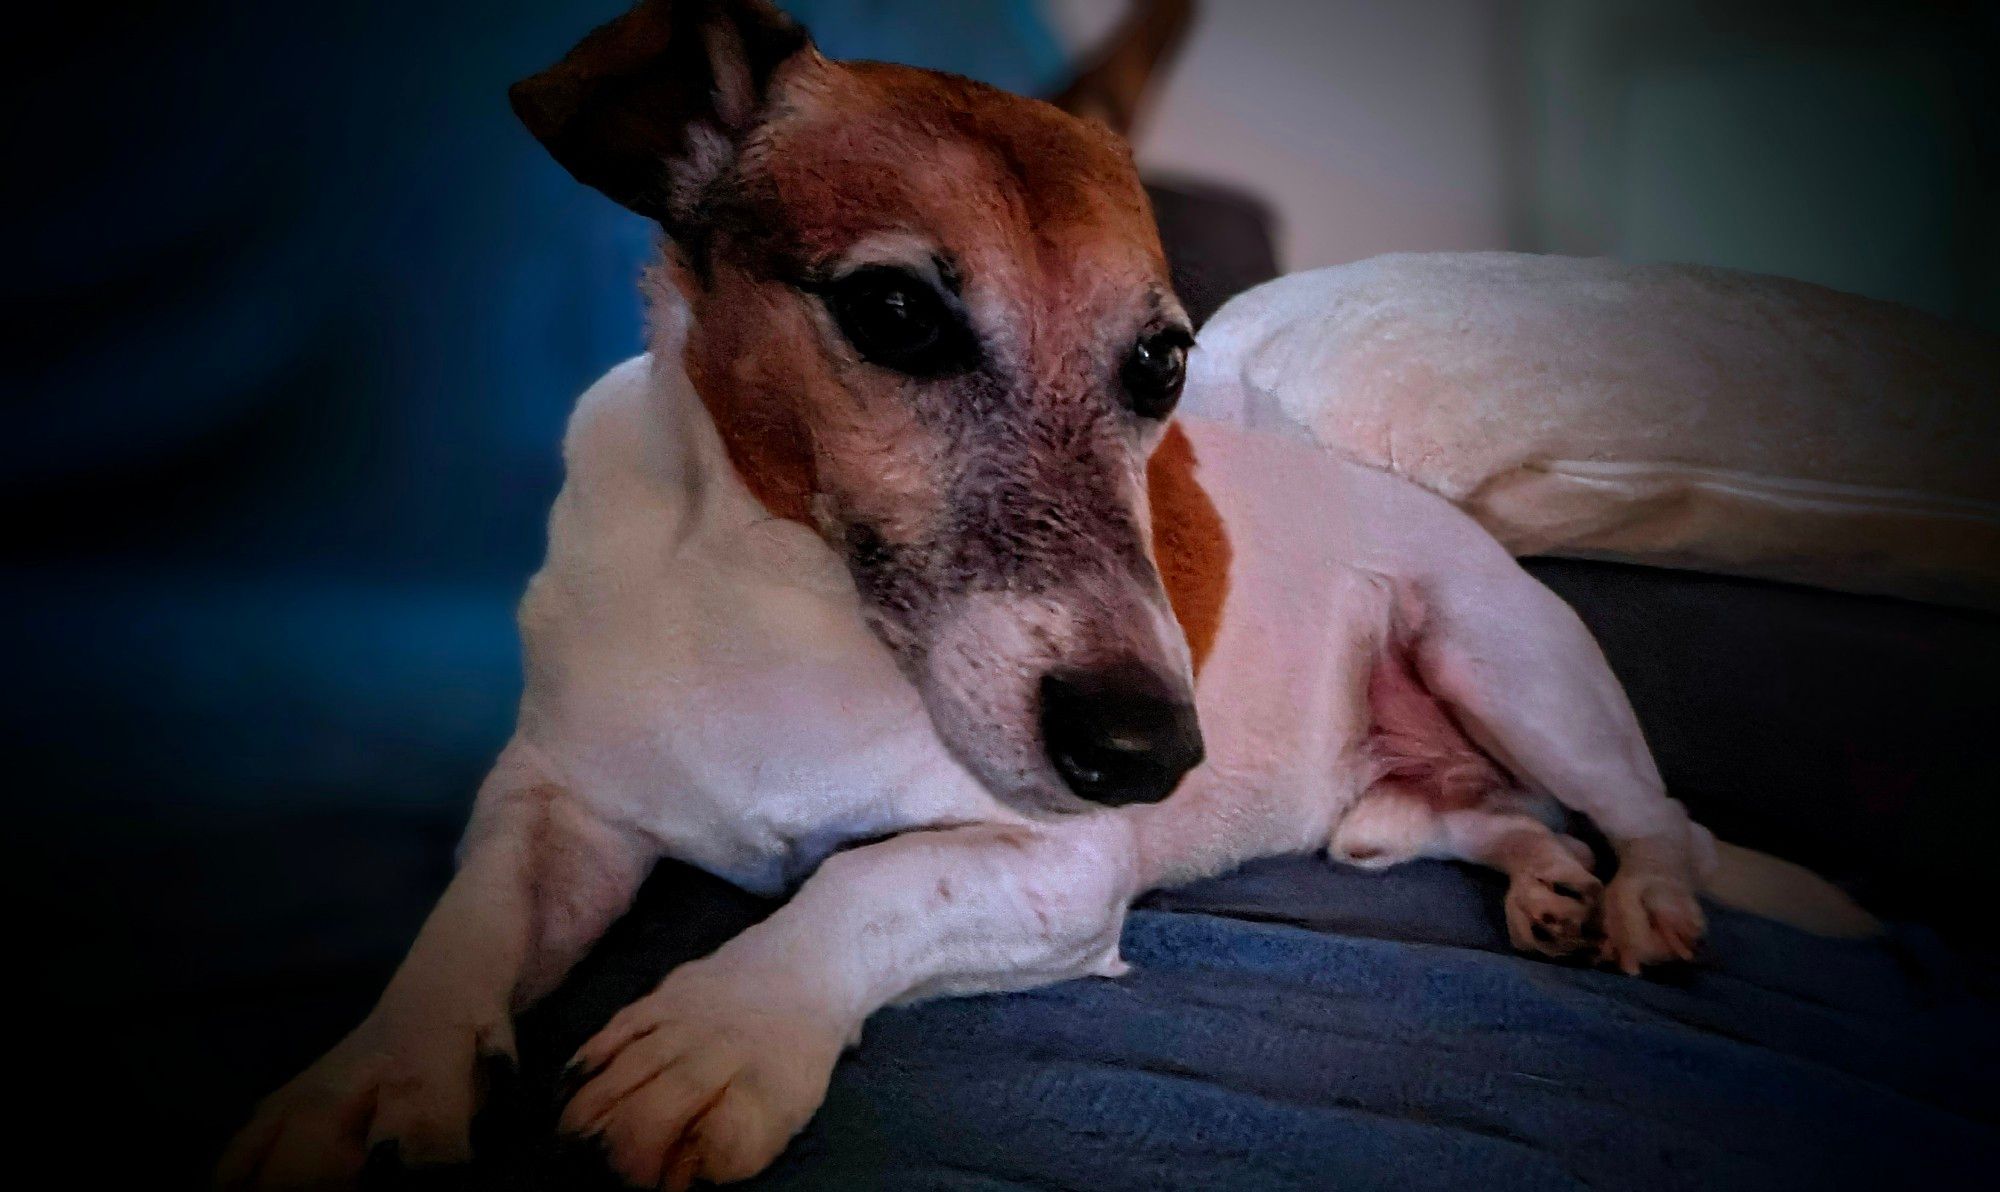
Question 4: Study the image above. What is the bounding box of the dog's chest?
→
[1171,422,1409,836]
[518,359,1005,893]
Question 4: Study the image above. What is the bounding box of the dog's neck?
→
[644,265,1231,671]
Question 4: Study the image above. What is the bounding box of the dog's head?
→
[513,0,1226,814]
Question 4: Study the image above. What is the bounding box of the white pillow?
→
[1186,253,2000,610]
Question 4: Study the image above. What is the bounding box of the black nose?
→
[1040,660,1204,806]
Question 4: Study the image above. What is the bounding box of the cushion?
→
[1185,254,2000,610]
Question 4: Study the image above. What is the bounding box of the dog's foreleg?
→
[1412,567,1707,972]
[557,816,1139,1189]
[217,741,654,1188]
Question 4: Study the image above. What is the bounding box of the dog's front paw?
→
[559,961,851,1189]
[1600,868,1705,974]
[216,1011,516,1190]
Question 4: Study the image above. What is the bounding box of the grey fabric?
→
[1525,559,2000,940]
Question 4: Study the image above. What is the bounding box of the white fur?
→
[516,347,1017,895]
[222,297,1875,1192]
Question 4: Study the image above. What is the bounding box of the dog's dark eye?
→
[1122,329,1191,419]
[820,266,973,377]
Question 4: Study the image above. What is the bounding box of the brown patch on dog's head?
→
[514,1,1220,813]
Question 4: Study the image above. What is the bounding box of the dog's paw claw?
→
[554,1058,592,1110]
[1505,838,1603,958]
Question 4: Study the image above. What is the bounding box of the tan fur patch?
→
[679,260,820,526]
[691,353,817,525]
[1147,423,1230,673]
[678,61,1165,540]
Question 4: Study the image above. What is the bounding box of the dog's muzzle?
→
[1039,658,1203,806]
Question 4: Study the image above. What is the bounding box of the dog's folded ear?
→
[509,0,813,227]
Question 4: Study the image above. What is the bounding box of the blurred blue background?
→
[8,1,1070,820]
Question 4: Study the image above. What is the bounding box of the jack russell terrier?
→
[219,2,1873,1187]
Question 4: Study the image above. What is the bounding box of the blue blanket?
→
[526,855,2000,1191]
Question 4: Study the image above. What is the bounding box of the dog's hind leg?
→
[1335,641,1605,957]
[217,739,655,1189]
[1397,530,1711,973]
[1440,805,1604,958]
[1333,784,1604,958]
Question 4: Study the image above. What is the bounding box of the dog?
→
[218,2,1875,1187]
